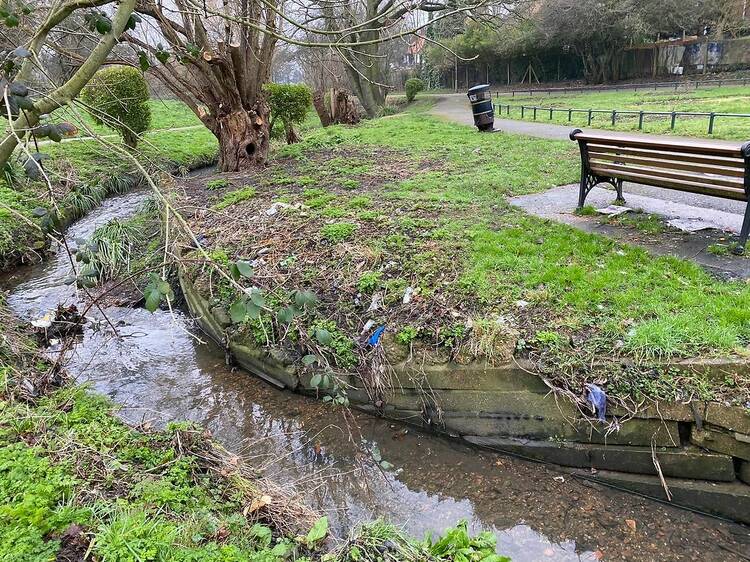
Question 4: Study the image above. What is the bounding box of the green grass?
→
[498,85,750,139]
[213,186,258,210]
[54,99,202,137]
[243,109,750,402]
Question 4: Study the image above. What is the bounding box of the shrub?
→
[404,78,425,103]
[265,83,312,144]
[81,66,151,148]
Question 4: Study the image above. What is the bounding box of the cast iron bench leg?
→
[734,202,750,255]
[614,179,625,204]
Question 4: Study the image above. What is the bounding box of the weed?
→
[396,326,419,345]
[347,195,372,209]
[206,178,231,190]
[308,319,357,368]
[321,222,357,243]
[213,186,258,210]
[357,271,382,293]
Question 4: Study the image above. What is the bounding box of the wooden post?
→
[507,61,511,85]
[454,57,458,92]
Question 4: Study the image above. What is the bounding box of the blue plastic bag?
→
[585,383,607,422]
[368,326,385,346]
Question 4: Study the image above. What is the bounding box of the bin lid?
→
[467,84,490,95]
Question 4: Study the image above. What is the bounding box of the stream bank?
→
[4,187,750,559]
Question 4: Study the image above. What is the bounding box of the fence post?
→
[533,106,537,120]
[670,112,677,130]
[638,111,644,130]
[568,108,572,122]
[588,109,592,126]
[549,107,553,120]
[521,106,525,118]
[708,112,715,135]
[611,110,616,125]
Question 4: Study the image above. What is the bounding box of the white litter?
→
[361,319,376,334]
[515,300,530,308]
[31,313,53,329]
[402,286,415,304]
[596,205,632,217]
[667,218,717,233]
[367,292,383,312]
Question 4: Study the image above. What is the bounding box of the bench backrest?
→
[570,129,750,202]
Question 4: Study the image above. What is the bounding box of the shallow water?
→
[3,190,749,562]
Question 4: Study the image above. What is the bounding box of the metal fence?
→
[494,77,750,98]
[493,103,750,135]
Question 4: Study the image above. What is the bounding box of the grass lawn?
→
[52,98,203,136]
[164,106,749,407]
[497,85,750,139]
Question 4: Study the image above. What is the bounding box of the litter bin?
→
[467,84,494,131]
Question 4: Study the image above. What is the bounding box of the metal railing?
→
[494,77,750,98]
[493,103,750,135]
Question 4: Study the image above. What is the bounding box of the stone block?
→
[691,425,750,461]
[384,389,579,419]
[443,413,680,447]
[703,403,750,434]
[463,436,735,481]
[229,341,298,390]
[740,461,750,486]
[391,359,550,393]
[585,470,750,525]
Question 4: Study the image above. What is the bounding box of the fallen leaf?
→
[625,519,636,533]
[244,494,272,515]
[593,550,605,560]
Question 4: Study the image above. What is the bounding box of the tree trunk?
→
[211,101,270,172]
[313,90,332,127]
[284,122,300,144]
[123,130,138,149]
[331,89,360,125]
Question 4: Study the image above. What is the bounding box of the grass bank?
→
[152,106,750,409]
[0,111,217,270]
[498,85,750,139]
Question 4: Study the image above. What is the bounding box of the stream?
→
[3,188,749,562]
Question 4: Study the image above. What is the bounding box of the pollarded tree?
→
[128,0,281,172]
[128,0,492,169]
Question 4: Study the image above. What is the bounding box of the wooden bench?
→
[569,128,750,253]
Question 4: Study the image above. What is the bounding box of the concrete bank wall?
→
[179,269,750,524]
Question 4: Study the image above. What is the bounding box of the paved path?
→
[431,94,750,278]
[431,94,572,139]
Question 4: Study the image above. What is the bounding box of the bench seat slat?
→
[586,144,745,169]
[589,166,747,201]
[574,132,744,157]
[589,162,744,189]
[587,152,745,178]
